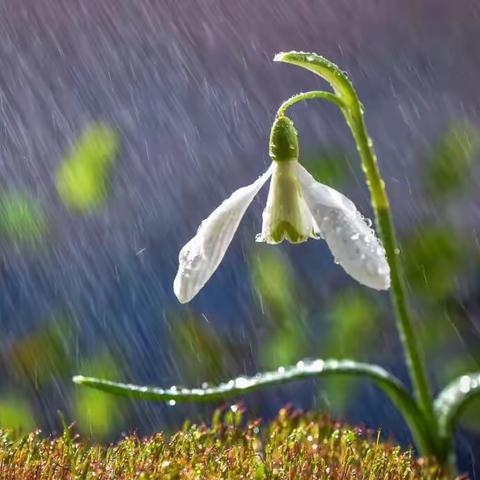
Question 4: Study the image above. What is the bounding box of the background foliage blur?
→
[1,119,479,439]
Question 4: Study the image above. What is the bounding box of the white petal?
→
[257,162,317,244]
[174,164,274,303]
[295,163,390,290]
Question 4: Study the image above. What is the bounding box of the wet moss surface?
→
[0,408,450,479]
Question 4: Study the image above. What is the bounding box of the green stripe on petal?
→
[257,162,316,245]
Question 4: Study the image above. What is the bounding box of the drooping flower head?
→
[174,116,390,303]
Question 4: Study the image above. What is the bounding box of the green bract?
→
[269,115,299,163]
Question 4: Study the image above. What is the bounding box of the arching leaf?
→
[434,372,480,438]
[274,52,356,106]
[74,358,434,454]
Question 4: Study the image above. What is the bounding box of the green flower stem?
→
[277,91,345,116]
[346,108,435,423]
[275,53,435,430]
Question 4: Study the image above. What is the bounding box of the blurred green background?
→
[1,119,479,440]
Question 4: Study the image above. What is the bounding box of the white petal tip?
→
[273,52,285,62]
[174,291,191,304]
[361,272,391,291]
[173,273,196,304]
[337,244,391,292]
[176,297,190,305]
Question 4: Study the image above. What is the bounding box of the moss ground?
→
[0,407,450,479]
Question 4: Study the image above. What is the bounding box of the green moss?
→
[0,409,447,479]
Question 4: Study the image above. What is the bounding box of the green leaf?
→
[73,359,406,403]
[250,249,308,368]
[168,311,235,383]
[250,249,296,317]
[55,123,119,212]
[0,193,47,244]
[7,314,73,385]
[274,52,356,105]
[73,351,124,438]
[320,290,381,412]
[302,147,350,186]
[434,372,480,438]
[424,121,479,200]
[435,356,480,431]
[0,394,36,433]
[403,226,467,302]
[74,358,434,454]
[261,329,307,369]
[326,290,380,354]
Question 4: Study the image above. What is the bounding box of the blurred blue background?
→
[0,0,479,475]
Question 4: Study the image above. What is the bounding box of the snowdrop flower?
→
[174,116,390,303]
